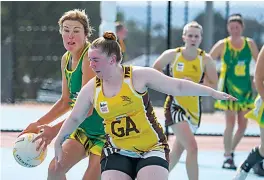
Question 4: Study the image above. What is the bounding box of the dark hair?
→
[228,13,244,27]
[90,31,122,63]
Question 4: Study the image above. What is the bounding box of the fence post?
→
[99,1,117,36]
[165,1,172,139]
[146,1,152,67]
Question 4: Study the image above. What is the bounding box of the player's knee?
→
[186,141,198,154]
[88,154,101,170]
[225,122,235,130]
[237,124,247,133]
[89,158,101,169]
[48,160,66,176]
[48,161,59,176]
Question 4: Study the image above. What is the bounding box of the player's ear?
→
[182,35,186,43]
[110,54,117,65]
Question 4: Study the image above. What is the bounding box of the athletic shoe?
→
[222,158,237,170]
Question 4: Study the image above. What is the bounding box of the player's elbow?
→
[209,78,218,89]
[255,75,264,85]
[69,115,82,126]
[172,79,184,96]
[153,62,161,71]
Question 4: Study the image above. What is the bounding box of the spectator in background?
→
[209,13,259,170]
[116,21,128,55]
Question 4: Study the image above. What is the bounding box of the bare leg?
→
[171,122,198,180]
[101,170,132,180]
[260,127,264,157]
[223,110,236,156]
[48,139,86,180]
[82,153,101,180]
[169,137,185,172]
[231,111,248,152]
[137,165,168,180]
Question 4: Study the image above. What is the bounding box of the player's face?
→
[183,27,202,49]
[227,21,243,37]
[61,20,86,52]
[88,48,115,79]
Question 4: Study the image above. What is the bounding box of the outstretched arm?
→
[55,54,96,141]
[54,78,95,166]
[135,67,236,100]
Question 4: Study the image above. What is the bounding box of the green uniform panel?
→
[64,44,105,136]
[215,37,255,111]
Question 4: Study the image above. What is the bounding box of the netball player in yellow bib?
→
[210,14,259,170]
[54,31,236,180]
[234,45,264,179]
[153,21,218,180]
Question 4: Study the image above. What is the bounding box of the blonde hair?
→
[182,21,203,35]
[91,31,122,63]
[58,9,93,37]
[228,14,244,27]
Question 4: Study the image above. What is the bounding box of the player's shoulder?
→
[131,66,153,76]
[245,37,255,44]
[163,48,179,55]
[203,51,212,59]
[61,52,69,68]
[216,39,226,46]
[62,51,68,58]
[131,66,157,85]
[86,76,97,90]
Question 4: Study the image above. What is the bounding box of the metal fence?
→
[1,1,262,137]
[1,1,264,111]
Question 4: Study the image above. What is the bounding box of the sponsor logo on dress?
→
[176,62,184,72]
[99,101,109,113]
[121,96,133,106]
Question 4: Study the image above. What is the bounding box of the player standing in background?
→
[209,13,259,170]
[153,21,218,180]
